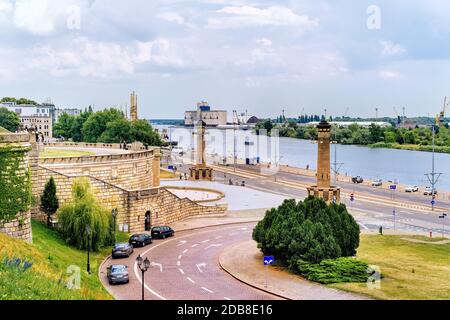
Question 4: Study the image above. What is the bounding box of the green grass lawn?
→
[39,149,94,158]
[330,235,450,300]
[0,220,130,300]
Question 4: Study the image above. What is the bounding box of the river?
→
[154,125,450,191]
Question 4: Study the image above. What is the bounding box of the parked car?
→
[112,243,134,259]
[372,179,383,187]
[129,234,152,247]
[424,187,438,196]
[405,185,419,193]
[352,176,364,184]
[107,265,129,285]
[151,226,175,239]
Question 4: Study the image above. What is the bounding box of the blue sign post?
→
[264,256,274,266]
[263,256,274,288]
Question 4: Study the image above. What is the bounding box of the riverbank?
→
[369,142,450,154]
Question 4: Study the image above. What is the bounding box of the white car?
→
[424,187,438,196]
[405,185,419,193]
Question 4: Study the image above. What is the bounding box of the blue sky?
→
[0,0,449,119]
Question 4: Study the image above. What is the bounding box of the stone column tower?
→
[189,119,213,181]
[307,120,341,203]
[130,91,138,122]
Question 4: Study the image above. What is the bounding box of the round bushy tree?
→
[58,178,114,251]
[253,197,360,265]
[40,177,59,226]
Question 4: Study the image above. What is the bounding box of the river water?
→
[154,125,450,191]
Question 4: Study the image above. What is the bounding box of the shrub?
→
[40,177,59,226]
[290,257,369,284]
[58,178,114,251]
[253,197,360,265]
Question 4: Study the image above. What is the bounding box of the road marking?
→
[215,236,223,239]
[183,249,189,254]
[177,261,181,266]
[201,287,214,294]
[150,262,163,272]
[358,222,369,230]
[205,244,222,250]
[191,244,199,248]
[196,263,207,273]
[187,277,195,284]
[229,232,238,236]
[133,263,167,300]
[179,268,184,275]
[177,240,187,246]
[201,239,210,243]
[240,227,248,231]
[178,255,182,260]
[132,223,255,301]
[224,297,232,300]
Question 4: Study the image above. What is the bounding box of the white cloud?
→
[207,5,318,29]
[26,37,184,77]
[0,0,13,13]
[379,70,402,79]
[158,12,185,25]
[380,40,406,57]
[256,38,272,47]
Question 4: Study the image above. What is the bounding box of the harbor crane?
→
[439,97,449,124]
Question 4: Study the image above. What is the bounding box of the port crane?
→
[439,97,449,124]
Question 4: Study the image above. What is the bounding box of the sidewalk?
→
[171,209,266,232]
[219,240,370,300]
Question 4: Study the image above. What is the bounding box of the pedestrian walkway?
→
[219,240,369,300]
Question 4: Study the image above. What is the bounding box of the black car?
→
[129,234,152,247]
[112,243,134,259]
[151,226,175,239]
[352,176,364,184]
[107,265,129,285]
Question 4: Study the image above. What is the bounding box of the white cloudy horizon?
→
[1,0,449,119]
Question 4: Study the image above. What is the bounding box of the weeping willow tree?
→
[58,178,115,251]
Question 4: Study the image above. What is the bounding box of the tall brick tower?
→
[307,120,341,203]
[130,91,138,122]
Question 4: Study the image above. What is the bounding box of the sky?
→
[0,0,450,119]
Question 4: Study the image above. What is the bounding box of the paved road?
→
[100,223,281,300]
[169,157,450,235]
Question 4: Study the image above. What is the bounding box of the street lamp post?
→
[86,225,91,274]
[111,208,118,235]
[439,213,448,238]
[136,254,151,301]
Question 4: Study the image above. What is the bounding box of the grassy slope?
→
[0,220,123,300]
[331,235,450,300]
[0,126,9,133]
[39,149,95,158]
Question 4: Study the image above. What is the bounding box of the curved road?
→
[100,223,281,300]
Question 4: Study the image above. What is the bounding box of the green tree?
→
[58,178,114,251]
[40,177,59,226]
[0,107,20,132]
[82,108,124,143]
[99,118,132,143]
[53,113,75,139]
[253,197,360,265]
[130,119,162,146]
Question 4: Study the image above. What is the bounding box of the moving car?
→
[405,185,419,193]
[151,226,175,239]
[107,265,129,285]
[372,179,383,187]
[112,243,134,259]
[424,187,438,196]
[129,234,152,247]
[352,176,364,184]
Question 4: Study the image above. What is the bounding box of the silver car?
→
[405,185,419,193]
[107,265,129,285]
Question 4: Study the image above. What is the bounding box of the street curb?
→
[217,248,291,301]
[175,219,260,233]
